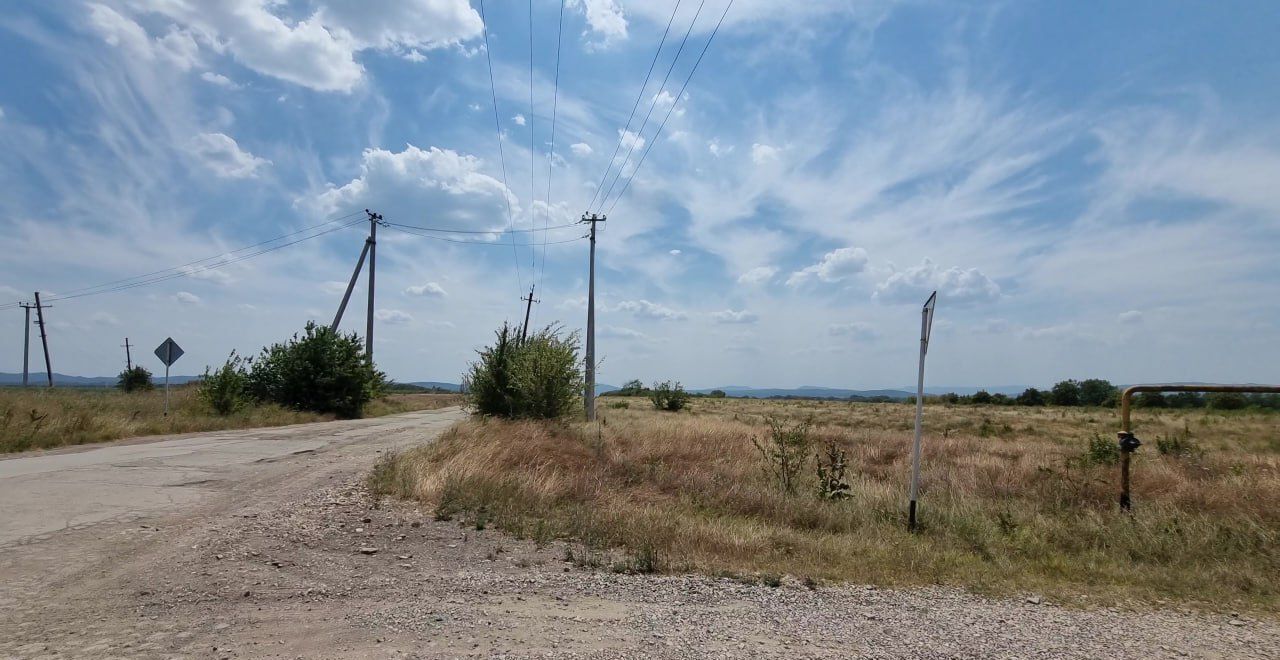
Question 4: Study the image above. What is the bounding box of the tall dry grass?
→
[0,387,463,453]
[378,398,1280,610]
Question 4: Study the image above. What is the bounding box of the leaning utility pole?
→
[18,302,35,386]
[581,213,605,421]
[32,292,53,387]
[331,210,382,363]
[122,337,133,370]
[519,285,538,344]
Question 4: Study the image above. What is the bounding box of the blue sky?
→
[1,1,1278,389]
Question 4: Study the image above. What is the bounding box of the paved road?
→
[0,408,466,547]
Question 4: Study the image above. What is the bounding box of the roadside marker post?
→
[908,291,937,532]
[154,337,184,417]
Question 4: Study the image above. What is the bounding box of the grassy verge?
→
[374,398,1279,611]
[0,386,463,453]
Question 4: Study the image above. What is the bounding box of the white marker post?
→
[908,291,937,532]
[154,337,184,417]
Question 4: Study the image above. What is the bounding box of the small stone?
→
[355,527,365,533]
[1229,619,1246,627]
[359,547,379,555]
[1026,596,1042,605]
[362,517,372,523]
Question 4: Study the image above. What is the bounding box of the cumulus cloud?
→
[200,71,237,88]
[618,129,644,153]
[1118,310,1143,324]
[175,291,200,304]
[405,282,447,297]
[512,114,526,126]
[86,4,200,70]
[669,249,682,256]
[103,0,482,93]
[599,325,645,340]
[571,142,593,157]
[309,145,514,230]
[828,322,877,340]
[708,139,733,157]
[375,308,413,324]
[569,0,628,44]
[737,266,777,285]
[614,299,686,321]
[751,143,780,164]
[786,247,868,286]
[188,133,270,179]
[874,258,1001,305]
[712,309,758,324]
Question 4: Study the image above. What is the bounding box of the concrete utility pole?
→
[18,303,34,386]
[122,338,133,370]
[365,209,379,363]
[581,213,605,421]
[907,291,937,532]
[33,292,53,388]
[519,285,538,344]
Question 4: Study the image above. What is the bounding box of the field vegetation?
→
[0,387,463,453]
[375,397,1280,611]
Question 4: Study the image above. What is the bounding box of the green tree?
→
[465,322,583,419]
[1078,379,1118,407]
[970,390,993,405]
[1049,380,1082,406]
[1167,391,1204,408]
[617,379,646,396]
[1207,392,1248,410]
[247,321,385,418]
[1134,391,1166,408]
[1017,387,1046,406]
[708,389,727,398]
[116,366,154,393]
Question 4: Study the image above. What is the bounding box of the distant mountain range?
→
[0,372,201,387]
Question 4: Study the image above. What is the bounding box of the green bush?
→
[753,416,812,494]
[465,322,583,419]
[1084,433,1119,465]
[1016,387,1046,406]
[1049,380,1082,406]
[246,321,385,418]
[116,366,154,392]
[649,380,690,412]
[1078,378,1118,407]
[199,353,249,415]
[1207,392,1248,410]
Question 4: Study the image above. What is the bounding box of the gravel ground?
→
[0,409,1276,659]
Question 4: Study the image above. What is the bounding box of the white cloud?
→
[1118,310,1143,325]
[110,0,483,93]
[309,145,514,230]
[669,249,682,256]
[712,309,758,324]
[571,142,593,157]
[200,71,237,88]
[786,247,868,286]
[599,325,645,340]
[175,291,200,304]
[375,309,413,324]
[874,258,1001,305]
[321,281,349,294]
[569,0,628,44]
[708,139,733,157]
[86,4,201,71]
[751,143,780,164]
[90,311,121,326]
[404,49,426,63]
[737,266,777,285]
[512,114,526,126]
[618,129,644,153]
[828,322,877,340]
[614,299,686,321]
[180,266,233,284]
[188,133,270,179]
[405,282,447,297]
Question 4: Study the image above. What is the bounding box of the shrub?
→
[616,379,646,396]
[199,353,249,415]
[1016,387,1046,406]
[708,389,727,398]
[649,381,690,412]
[1207,392,1248,411]
[1135,391,1166,408]
[117,366,154,392]
[815,441,851,500]
[465,322,583,419]
[1084,433,1119,465]
[247,321,385,418]
[753,416,812,494]
[970,390,993,405]
[1049,380,1082,406]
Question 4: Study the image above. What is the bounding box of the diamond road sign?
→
[154,337,184,367]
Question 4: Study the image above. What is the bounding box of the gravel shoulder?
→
[0,407,1275,659]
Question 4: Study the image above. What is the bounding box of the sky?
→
[1,1,1278,390]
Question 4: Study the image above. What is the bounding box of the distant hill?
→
[0,372,201,388]
[407,381,464,393]
[692,386,914,401]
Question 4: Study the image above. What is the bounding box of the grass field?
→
[374,397,1280,611]
[0,386,464,453]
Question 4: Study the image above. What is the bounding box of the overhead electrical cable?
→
[382,220,579,234]
[527,0,538,273]
[382,223,586,246]
[606,0,735,215]
[596,0,706,213]
[535,0,567,327]
[479,0,525,298]
[584,0,685,213]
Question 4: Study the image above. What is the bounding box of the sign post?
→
[154,337,184,416]
[908,291,937,532]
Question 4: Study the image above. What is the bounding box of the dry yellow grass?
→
[0,386,463,453]
[377,397,1280,611]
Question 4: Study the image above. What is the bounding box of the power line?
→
[0,214,366,311]
[606,0,735,215]
[596,0,706,213]
[584,0,685,214]
[382,220,579,234]
[527,0,538,274]
[535,0,567,327]
[479,0,524,299]
[382,223,586,246]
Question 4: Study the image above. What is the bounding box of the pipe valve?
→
[1117,431,1142,453]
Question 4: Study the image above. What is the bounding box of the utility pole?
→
[18,303,35,386]
[122,338,133,370]
[580,213,605,421]
[365,209,380,363]
[33,292,53,388]
[519,285,538,344]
